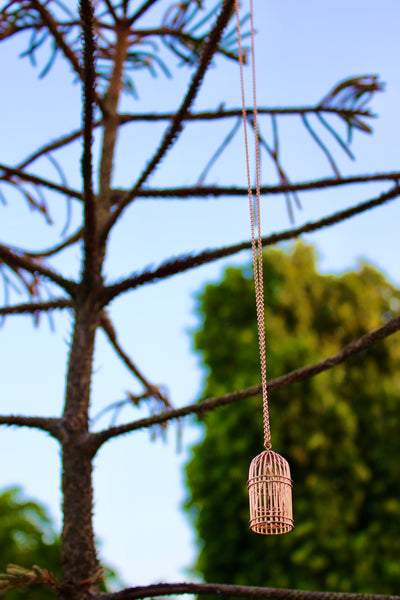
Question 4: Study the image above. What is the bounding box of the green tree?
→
[185,242,400,594]
[0,487,118,599]
[0,487,60,600]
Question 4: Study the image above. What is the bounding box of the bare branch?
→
[18,129,86,171]
[96,582,400,600]
[112,171,400,201]
[23,229,83,259]
[100,311,171,408]
[128,0,161,26]
[117,105,376,123]
[132,27,239,62]
[13,105,377,174]
[103,0,119,22]
[90,312,400,451]
[102,0,236,238]
[0,244,77,295]
[103,186,400,304]
[0,298,71,316]
[0,163,82,200]
[0,415,63,441]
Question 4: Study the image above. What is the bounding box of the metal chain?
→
[234,0,271,450]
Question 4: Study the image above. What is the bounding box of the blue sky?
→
[0,0,399,589]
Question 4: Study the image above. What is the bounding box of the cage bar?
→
[248,449,294,535]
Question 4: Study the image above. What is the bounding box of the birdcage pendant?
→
[248,449,293,535]
[233,0,293,536]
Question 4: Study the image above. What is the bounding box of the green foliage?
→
[0,487,120,597]
[0,487,60,600]
[185,242,400,594]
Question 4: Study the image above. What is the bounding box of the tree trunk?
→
[60,303,100,600]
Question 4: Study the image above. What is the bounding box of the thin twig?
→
[90,312,400,451]
[111,171,400,200]
[17,129,85,171]
[95,582,400,600]
[29,0,82,78]
[302,114,341,178]
[23,229,83,259]
[103,0,119,22]
[197,118,242,185]
[14,106,375,172]
[0,298,72,316]
[118,105,375,122]
[0,163,82,200]
[102,186,400,304]
[0,244,77,295]
[128,0,160,25]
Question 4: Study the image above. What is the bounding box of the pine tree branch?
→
[96,582,400,600]
[0,299,71,316]
[117,106,375,123]
[102,0,236,239]
[0,244,77,295]
[17,129,85,171]
[0,163,82,200]
[128,0,166,26]
[124,171,400,199]
[0,415,63,440]
[102,186,400,304]
[90,313,400,451]
[14,106,376,173]
[103,0,119,22]
[23,229,83,259]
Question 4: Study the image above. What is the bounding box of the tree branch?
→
[0,415,64,441]
[14,106,377,174]
[99,311,171,408]
[0,298,71,316]
[117,172,400,200]
[102,0,236,239]
[128,0,161,26]
[0,163,82,200]
[96,582,400,600]
[23,229,83,259]
[102,185,400,304]
[103,0,119,22]
[90,313,400,451]
[117,105,375,123]
[0,244,77,295]
[18,129,85,171]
